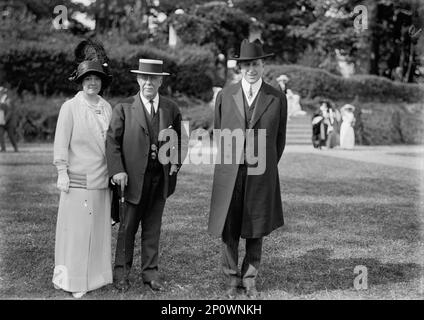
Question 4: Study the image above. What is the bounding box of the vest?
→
[242,89,259,129]
[242,89,260,166]
[141,100,159,144]
[141,100,161,170]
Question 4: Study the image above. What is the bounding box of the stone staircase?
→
[285,113,312,145]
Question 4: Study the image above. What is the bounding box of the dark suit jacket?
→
[208,81,288,238]
[106,93,183,205]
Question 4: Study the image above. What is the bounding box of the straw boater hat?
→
[69,60,112,86]
[130,59,170,76]
[230,39,274,61]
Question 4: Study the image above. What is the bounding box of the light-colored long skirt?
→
[52,188,113,293]
[340,122,355,149]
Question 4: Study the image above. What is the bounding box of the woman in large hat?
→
[52,56,113,298]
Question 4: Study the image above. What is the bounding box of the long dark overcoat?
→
[208,81,287,238]
[106,93,182,205]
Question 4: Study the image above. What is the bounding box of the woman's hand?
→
[57,171,70,193]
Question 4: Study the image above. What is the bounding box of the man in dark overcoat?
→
[106,59,183,292]
[208,39,288,298]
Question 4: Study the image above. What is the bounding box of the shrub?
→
[7,91,65,142]
[0,40,76,95]
[356,102,424,145]
[170,45,215,101]
[264,64,424,103]
[0,38,215,100]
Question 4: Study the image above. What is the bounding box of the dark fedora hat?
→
[69,60,112,85]
[130,59,170,76]
[231,39,274,61]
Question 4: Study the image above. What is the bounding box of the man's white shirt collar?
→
[242,77,262,106]
[140,93,159,115]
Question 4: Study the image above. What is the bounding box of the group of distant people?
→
[312,100,356,150]
[275,74,356,150]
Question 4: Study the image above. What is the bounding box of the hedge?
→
[6,89,424,145]
[264,64,424,103]
[0,39,215,100]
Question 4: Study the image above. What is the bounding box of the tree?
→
[0,0,88,40]
[166,2,250,57]
[233,0,316,63]
[156,0,211,15]
[232,0,423,81]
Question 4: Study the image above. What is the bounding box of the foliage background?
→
[0,0,423,145]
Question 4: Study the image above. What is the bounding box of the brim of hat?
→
[71,70,111,84]
[229,53,274,61]
[276,76,289,81]
[130,70,170,76]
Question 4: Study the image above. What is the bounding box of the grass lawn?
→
[0,143,422,300]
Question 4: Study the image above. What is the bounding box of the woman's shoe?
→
[72,291,87,299]
[53,284,60,290]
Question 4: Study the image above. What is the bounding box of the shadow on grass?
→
[261,248,421,295]
[0,162,51,166]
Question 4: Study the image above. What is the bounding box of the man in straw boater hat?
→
[106,59,184,292]
[208,39,288,298]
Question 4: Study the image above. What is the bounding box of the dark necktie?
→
[149,100,155,117]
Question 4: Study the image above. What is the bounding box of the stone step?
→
[286,140,311,145]
[287,136,312,141]
[287,125,312,131]
[287,128,312,133]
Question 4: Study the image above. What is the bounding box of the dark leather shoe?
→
[225,286,238,299]
[245,286,259,299]
[114,278,130,292]
[145,280,164,291]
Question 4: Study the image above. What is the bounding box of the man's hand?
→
[112,172,128,188]
[169,164,179,175]
[57,171,70,193]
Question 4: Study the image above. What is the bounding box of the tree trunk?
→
[368,2,380,75]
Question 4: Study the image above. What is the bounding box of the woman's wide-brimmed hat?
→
[230,39,274,61]
[276,74,289,83]
[69,60,112,86]
[130,59,170,76]
[341,104,356,111]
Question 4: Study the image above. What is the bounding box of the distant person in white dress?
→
[340,104,356,149]
[276,74,306,120]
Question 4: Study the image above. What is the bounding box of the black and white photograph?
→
[0,0,423,307]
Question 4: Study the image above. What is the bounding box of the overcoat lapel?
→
[250,84,274,129]
[232,85,246,129]
[132,93,149,135]
[158,97,169,147]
